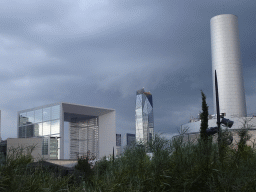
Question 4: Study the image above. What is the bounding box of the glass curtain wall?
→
[135,88,154,143]
[69,117,99,160]
[18,104,61,159]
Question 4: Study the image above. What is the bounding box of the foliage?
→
[237,119,252,152]
[2,122,256,191]
[85,128,256,191]
[75,156,93,181]
[200,91,209,142]
[0,146,84,191]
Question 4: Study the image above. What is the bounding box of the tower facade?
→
[210,14,246,118]
[135,88,154,143]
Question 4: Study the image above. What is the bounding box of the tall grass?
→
[90,130,256,192]
[2,128,256,191]
[0,145,84,191]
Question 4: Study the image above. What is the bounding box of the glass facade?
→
[69,117,99,160]
[42,138,48,155]
[135,88,154,143]
[17,103,114,160]
[18,104,61,158]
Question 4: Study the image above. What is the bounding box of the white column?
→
[210,14,246,118]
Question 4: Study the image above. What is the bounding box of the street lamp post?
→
[215,70,221,146]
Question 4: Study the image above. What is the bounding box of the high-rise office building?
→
[135,88,154,143]
[210,14,246,118]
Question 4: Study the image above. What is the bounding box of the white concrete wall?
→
[7,138,50,161]
[176,129,256,149]
[210,14,246,118]
[181,117,256,134]
[98,111,116,159]
[45,159,77,168]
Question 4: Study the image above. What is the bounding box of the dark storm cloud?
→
[0,0,256,141]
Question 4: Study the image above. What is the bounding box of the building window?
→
[50,137,58,159]
[51,105,60,120]
[43,107,51,122]
[18,127,26,138]
[18,104,61,159]
[51,120,60,137]
[35,109,43,123]
[26,124,34,138]
[116,134,121,146]
[43,122,50,136]
[42,138,48,155]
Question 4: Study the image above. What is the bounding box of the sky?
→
[1,0,256,141]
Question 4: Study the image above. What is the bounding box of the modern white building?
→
[180,14,256,144]
[16,102,116,160]
[210,14,246,118]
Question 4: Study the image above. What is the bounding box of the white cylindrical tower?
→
[210,14,246,118]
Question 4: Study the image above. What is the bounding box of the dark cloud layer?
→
[1,0,256,140]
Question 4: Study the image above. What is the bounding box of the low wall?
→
[174,129,256,149]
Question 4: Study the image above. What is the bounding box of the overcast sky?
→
[1,0,256,141]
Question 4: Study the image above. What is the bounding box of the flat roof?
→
[62,102,114,116]
[18,102,115,116]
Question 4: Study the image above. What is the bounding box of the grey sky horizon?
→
[1,0,256,141]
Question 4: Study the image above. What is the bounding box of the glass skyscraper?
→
[135,88,154,143]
